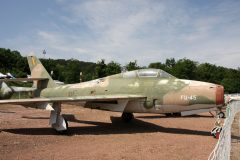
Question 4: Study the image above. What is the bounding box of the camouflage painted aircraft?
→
[0,55,224,133]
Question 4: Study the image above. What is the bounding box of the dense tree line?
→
[0,48,96,83]
[1,48,240,93]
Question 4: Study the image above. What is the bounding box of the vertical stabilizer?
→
[27,55,57,88]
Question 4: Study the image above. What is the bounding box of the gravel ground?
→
[0,104,217,160]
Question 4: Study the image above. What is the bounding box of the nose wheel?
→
[51,117,69,134]
[217,111,225,118]
[121,112,134,122]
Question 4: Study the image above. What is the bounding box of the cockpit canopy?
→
[122,69,175,79]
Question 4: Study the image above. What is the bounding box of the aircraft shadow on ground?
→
[22,116,49,120]
[2,114,211,137]
[231,135,240,140]
[0,110,15,114]
[136,114,214,119]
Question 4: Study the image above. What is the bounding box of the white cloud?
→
[1,0,240,68]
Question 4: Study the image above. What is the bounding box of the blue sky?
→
[1,0,240,68]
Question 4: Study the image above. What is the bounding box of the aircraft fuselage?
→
[40,70,224,114]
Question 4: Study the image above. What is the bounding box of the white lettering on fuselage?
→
[180,95,197,101]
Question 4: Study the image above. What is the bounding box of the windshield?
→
[138,70,158,77]
[159,70,175,78]
[122,69,175,79]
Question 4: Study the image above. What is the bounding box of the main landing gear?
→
[121,112,134,122]
[50,102,68,134]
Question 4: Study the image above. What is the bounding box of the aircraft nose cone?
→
[216,85,224,105]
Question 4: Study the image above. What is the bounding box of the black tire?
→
[165,113,173,117]
[121,112,134,122]
[172,112,181,117]
[218,112,225,118]
[54,119,69,134]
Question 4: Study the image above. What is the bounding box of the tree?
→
[165,58,176,68]
[106,61,121,75]
[172,58,197,79]
[148,62,167,71]
[221,69,240,93]
[125,60,140,71]
[195,63,223,83]
[95,59,107,78]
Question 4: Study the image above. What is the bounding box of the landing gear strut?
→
[121,112,134,122]
[49,102,68,134]
[210,108,226,138]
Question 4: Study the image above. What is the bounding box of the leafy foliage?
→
[125,60,140,71]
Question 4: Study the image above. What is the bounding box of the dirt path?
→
[0,104,217,160]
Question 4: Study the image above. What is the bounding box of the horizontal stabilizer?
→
[11,86,36,92]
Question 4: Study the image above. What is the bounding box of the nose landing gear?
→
[211,116,223,139]
[217,111,225,118]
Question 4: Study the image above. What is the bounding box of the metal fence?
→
[208,100,240,160]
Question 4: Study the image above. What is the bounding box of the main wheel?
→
[172,112,181,117]
[121,112,134,122]
[52,118,69,134]
[165,113,173,117]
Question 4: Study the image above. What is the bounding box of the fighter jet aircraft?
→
[0,55,225,133]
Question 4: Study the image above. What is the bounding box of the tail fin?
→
[27,55,57,88]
